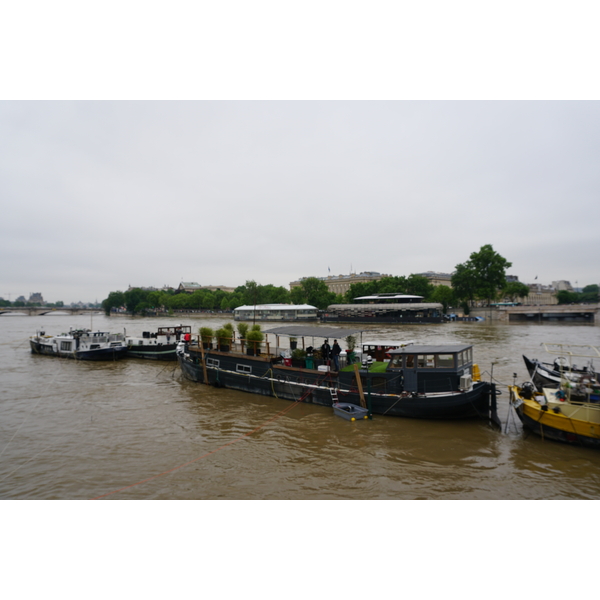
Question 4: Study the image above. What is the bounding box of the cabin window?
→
[389,355,403,368]
[206,358,220,368]
[90,344,100,349]
[417,355,435,368]
[138,340,143,345]
[60,341,71,351]
[457,352,464,367]
[464,348,472,364]
[236,364,252,374]
[436,354,455,368]
[405,355,415,368]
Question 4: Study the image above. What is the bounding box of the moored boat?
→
[30,329,127,360]
[176,326,498,424]
[523,344,599,403]
[510,382,600,448]
[126,325,192,360]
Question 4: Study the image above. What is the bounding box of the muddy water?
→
[1,314,599,499]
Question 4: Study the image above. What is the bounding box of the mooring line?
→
[90,399,303,500]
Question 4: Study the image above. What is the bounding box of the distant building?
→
[127,285,161,292]
[177,282,235,294]
[525,283,558,305]
[28,292,44,304]
[290,271,390,296]
[552,280,573,291]
[416,272,453,287]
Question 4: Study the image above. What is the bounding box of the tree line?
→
[101,245,598,316]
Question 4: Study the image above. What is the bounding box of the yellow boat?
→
[510,383,600,448]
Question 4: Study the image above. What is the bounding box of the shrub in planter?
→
[199,327,214,349]
[237,322,249,339]
[345,335,356,352]
[291,347,306,367]
[246,328,264,355]
[215,327,231,351]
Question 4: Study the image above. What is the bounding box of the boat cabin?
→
[233,304,318,321]
[387,344,475,393]
[361,340,414,362]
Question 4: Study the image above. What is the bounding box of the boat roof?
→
[362,340,415,347]
[354,294,423,301]
[389,344,472,354]
[264,325,362,338]
[234,304,317,311]
[327,303,442,310]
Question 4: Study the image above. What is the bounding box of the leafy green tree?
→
[581,284,599,303]
[102,291,125,315]
[290,285,306,304]
[556,290,579,304]
[450,263,478,306]
[431,285,456,313]
[405,274,434,299]
[452,244,512,305]
[291,277,335,309]
[503,281,530,303]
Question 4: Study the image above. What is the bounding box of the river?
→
[1,313,599,500]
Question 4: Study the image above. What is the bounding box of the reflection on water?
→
[1,314,599,499]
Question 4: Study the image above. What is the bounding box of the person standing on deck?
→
[321,339,331,365]
[331,339,341,371]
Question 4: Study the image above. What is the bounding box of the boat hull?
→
[178,350,492,420]
[74,347,127,361]
[125,345,178,360]
[511,386,600,449]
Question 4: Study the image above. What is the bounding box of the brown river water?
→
[2,313,600,500]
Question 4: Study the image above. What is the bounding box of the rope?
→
[90,398,303,500]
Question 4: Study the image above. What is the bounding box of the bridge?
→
[471,304,600,325]
[0,307,104,317]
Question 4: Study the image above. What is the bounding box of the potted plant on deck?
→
[246,326,264,356]
[219,322,234,351]
[215,327,230,352]
[237,322,249,351]
[291,347,306,368]
[199,327,214,350]
[345,335,356,365]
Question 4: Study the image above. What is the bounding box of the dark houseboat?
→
[177,326,497,423]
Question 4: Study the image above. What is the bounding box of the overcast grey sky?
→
[2,3,599,303]
[1,100,599,303]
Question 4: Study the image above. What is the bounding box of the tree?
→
[452,244,512,306]
[102,291,125,315]
[556,290,579,304]
[503,281,530,303]
[405,274,434,299]
[431,285,455,313]
[291,277,335,309]
[451,263,478,306]
[581,284,599,303]
[123,288,149,314]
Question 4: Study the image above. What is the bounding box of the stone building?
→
[524,283,558,305]
[290,271,390,296]
[416,272,453,287]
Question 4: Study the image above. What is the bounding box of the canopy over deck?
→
[264,325,362,339]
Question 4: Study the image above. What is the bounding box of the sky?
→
[2,4,600,304]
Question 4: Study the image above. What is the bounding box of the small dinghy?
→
[332,402,369,421]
